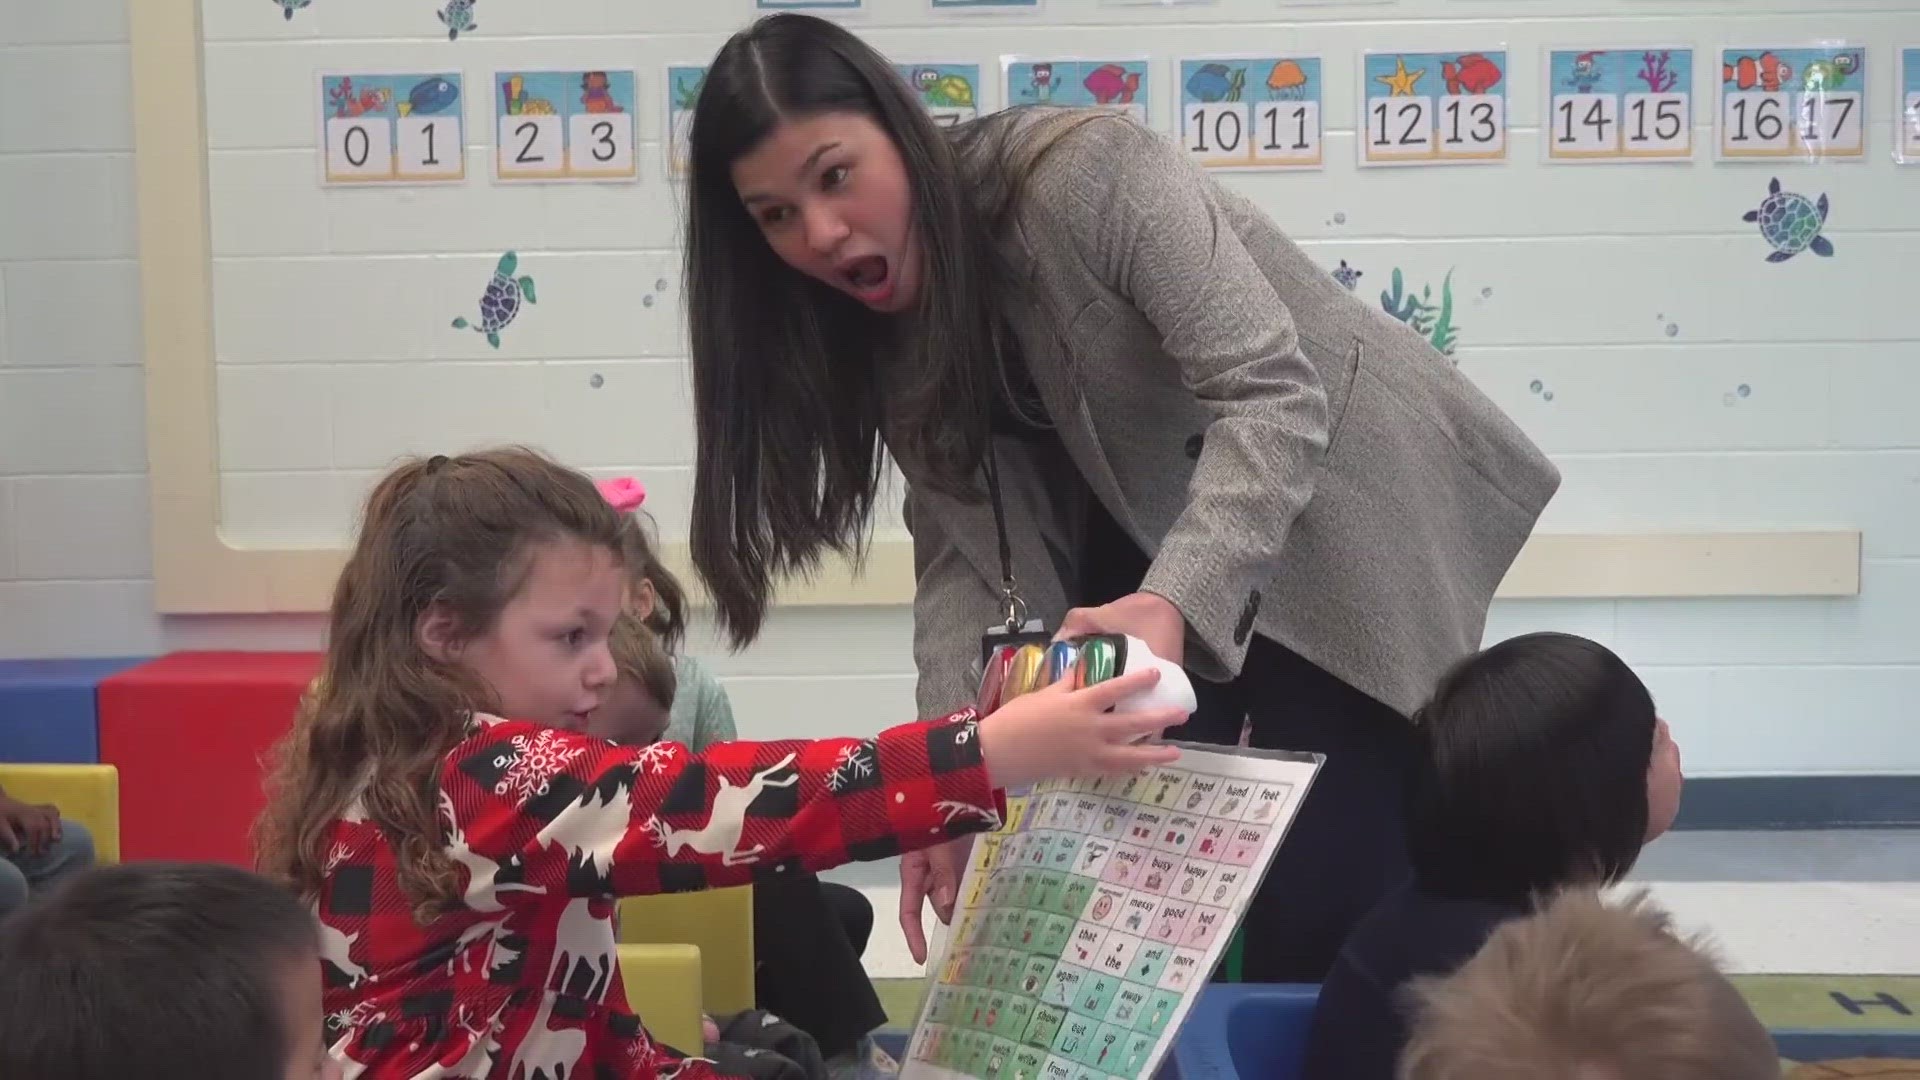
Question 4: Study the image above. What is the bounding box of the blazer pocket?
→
[1321,337,1366,460]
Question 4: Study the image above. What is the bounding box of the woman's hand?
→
[899,836,973,965]
[977,668,1184,791]
[1056,591,1187,667]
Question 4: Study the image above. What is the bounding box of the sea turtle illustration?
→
[451,252,536,348]
[436,0,476,40]
[276,0,312,19]
[1742,177,1834,263]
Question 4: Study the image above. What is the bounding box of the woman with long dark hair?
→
[681,13,1561,982]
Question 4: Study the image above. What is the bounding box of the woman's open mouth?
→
[841,255,894,305]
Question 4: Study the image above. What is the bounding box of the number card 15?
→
[1361,51,1508,167]
[494,70,639,182]
[1717,46,1866,162]
[1546,48,1693,163]
[319,73,464,186]
[1179,57,1323,170]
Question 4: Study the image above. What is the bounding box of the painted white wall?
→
[3,0,1916,776]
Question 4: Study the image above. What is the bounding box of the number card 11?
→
[494,70,639,182]
[1717,46,1866,163]
[319,73,464,186]
[1179,57,1323,170]
[1546,48,1693,163]
[1361,51,1508,167]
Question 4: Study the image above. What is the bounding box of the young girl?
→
[254,447,1183,1080]
[1300,631,1684,1080]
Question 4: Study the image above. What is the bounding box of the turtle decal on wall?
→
[451,252,537,349]
[1743,177,1834,263]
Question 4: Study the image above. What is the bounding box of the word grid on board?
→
[900,745,1322,1080]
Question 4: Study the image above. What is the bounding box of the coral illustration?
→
[1381,268,1461,360]
[1638,50,1679,93]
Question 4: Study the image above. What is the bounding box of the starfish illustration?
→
[1377,56,1424,97]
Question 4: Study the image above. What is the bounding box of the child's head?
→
[560,610,678,747]
[256,446,628,914]
[0,861,335,1080]
[597,475,691,654]
[1398,887,1778,1080]
[1405,632,1682,901]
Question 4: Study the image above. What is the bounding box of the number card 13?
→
[1361,51,1509,167]
[494,69,639,183]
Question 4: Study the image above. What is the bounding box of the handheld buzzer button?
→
[1044,639,1081,689]
[976,643,1018,714]
[1004,643,1049,702]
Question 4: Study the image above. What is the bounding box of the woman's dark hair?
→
[683,12,1101,646]
[1405,632,1659,902]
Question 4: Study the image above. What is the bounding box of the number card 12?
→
[494,70,638,183]
[1179,57,1323,170]
[1546,48,1693,163]
[319,73,464,186]
[1361,51,1508,167]
[1717,46,1866,163]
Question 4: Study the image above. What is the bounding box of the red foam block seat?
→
[98,651,320,866]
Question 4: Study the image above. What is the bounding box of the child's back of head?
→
[0,860,332,1080]
[1405,632,1683,902]
[1399,886,1778,1080]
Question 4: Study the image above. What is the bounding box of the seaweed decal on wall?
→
[275,0,312,18]
[1381,268,1460,359]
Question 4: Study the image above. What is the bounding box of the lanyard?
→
[979,438,1028,634]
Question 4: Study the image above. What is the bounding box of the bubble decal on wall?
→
[590,373,605,389]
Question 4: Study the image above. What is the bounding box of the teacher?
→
[680,13,1560,982]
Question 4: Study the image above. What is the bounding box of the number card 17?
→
[319,73,464,186]
[1361,51,1508,167]
[1179,57,1323,170]
[1546,48,1693,163]
[494,70,639,183]
[1717,47,1866,163]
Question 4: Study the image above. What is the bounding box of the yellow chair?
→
[619,943,706,1054]
[0,764,120,865]
[618,885,756,1017]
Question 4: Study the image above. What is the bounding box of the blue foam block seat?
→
[1161,983,1321,1080]
[0,657,150,764]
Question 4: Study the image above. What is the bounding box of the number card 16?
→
[319,73,465,186]
[1717,46,1866,162]
[1179,57,1323,171]
[1546,48,1694,163]
[1361,51,1508,167]
[494,70,638,183]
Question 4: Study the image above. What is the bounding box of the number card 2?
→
[897,63,983,127]
[1546,48,1693,163]
[1179,57,1322,170]
[1361,51,1508,167]
[1004,57,1151,128]
[664,64,708,179]
[318,73,464,186]
[1898,48,1920,165]
[1717,46,1865,162]
[493,70,638,182]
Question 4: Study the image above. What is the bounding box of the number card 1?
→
[1361,51,1508,167]
[897,63,983,127]
[1717,46,1866,163]
[1179,57,1323,170]
[665,65,708,179]
[318,73,464,186]
[493,70,638,182]
[1546,48,1693,163]
[1898,47,1920,165]
[1004,57,1151,128]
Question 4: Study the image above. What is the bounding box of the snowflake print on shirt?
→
[492,727,587,804]
[826,742,877,793]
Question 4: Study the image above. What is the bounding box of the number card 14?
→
[1361,51,1508,167]
[319,73,464,186]
[1179,57,1323,170]
[494,70,639,183]
[1546,48,1693,163]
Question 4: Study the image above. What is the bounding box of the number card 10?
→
[1361,51,1508,167]
[319,73,464,186]
[1546,48,1693,163]
[495,70,639,182]
[1179,57,1323,170]
[1717,47,1866,162]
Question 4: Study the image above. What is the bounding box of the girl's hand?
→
[977,667,1185,791]
[898,836,973,965]
[1056,591,1186,668]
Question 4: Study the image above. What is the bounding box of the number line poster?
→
[900,745,1323,1080]
[1179,56,1323,171]
[493,70,638,183]
[1003,57,1152,128]
[1902,47,1920,166]
[1716,46,1866,163]
[1545,48,1694,163]
[1359,50,1509,167]
[897,62,985,127]
[318,72,465,185]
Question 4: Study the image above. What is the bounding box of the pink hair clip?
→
[597,476,646,513]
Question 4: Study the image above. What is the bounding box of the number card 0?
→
[903,745,1324,1080]
[1178,57,1323,170]
[1898,47,1920,165]
[318,73,464,186]
[664,64,708,179]
[492,70,638,183]
[896,63,984,127]
[1717,46,1865,163]
[1003,57,1152,129]
[1546,48,1693,163]
[1361,51,1508,167]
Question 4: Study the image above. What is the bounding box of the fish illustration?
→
[1184,63,1245,104]
[1083,63,1142,105]
[1266,59,1308,100]
[397,77,459,118]
[1442,53,1502,95]
[1723,52,1791,92]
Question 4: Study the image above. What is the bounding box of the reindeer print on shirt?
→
[645,752,799,867]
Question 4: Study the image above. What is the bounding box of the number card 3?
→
[1179,57,1323,171]
[494,70,638,182]
[1897,48,1920,166]
[1004,57,1151,128]
[318,73,464,186]
[1546,48,1693,163]
[897,63,984,128]
[1361,51,1508,167]
[1718,46,1865,163]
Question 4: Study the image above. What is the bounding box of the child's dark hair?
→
[611,609,678,712]
[617,513,690,653]
[1405,632,1658,902]
[254,446,625,920]
[0,861,319,1080]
